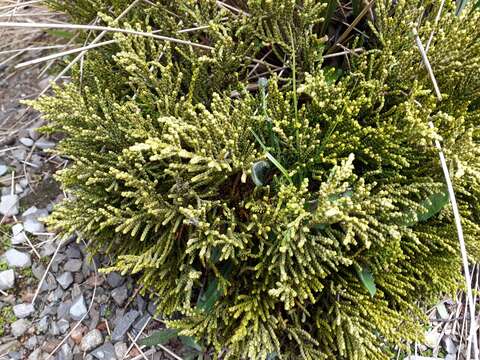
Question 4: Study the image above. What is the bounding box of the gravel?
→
[4,249,31,268]
[34,137,56,150]
[111,285,128,306]
[90,342,116,360]
[11,319,30,337]
[0,269,15,290]
[0,164,7,177]
[69,295,87,320]
[111,310,139,341]
[63,259,82,272]
[80,329,103,352]
[23,217,45,234]
[113,342,128,359]
[106,272,124,288]
[13,303,35,318]
[0,194,19,216]
[57,272,74,289]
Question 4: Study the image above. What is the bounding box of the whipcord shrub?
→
[33,0,480,358]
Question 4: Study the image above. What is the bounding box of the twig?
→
[121,315,152,360]
[127,332,150,360]
[0,22,213,50]
[413,27,478,360]
[15,39,116,68]
[327,0,376,54]
[425,0,446,53]
[22,232,41,259]
[216,1,250,16]
[323,48,364,59]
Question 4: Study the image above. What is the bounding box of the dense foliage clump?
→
[34,0,480,358]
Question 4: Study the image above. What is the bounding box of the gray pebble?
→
[24,336,38,350]
[63,259,82,272]
[28,348,43,360]
[0,269,15,290]
[58,343,73,360]
[114,342,128,359]
[111,310,139,341]
[106,272,124,288]
[57,301,71,320]
[0,194,19,217]
[11,318,30,337]
[35,137,56,150]
[133,314,150,331]
[79,329,103,352]
[50,321,60,336]
[65,245,82,259]
[57,272,74,289]
[19,137,34,147]
[40,242,56,257]
[37,316,49,334]
[4,249,31,268]
[69,296,87,321]
[13,303,35,318]
[32,263,46,281]
[90,343,115,360]
[111,285,128,306]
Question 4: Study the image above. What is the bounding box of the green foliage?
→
[139,329,179,347]
[33,0,480,359]
[0,306,16,337]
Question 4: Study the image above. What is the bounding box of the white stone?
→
[4,249,31,268]
[23,218,45,234]
[0,194,19,217]
[79,329,103,352]
[34,137,55,150]
[69,295,87,320]
[57,272,73,289]
[22,206,39,218]
[0,164,7,177]
[22,206,49,221]
[0,269,15,290]
[28,348,42,360]
[19,137,34,147]
[425,329,441,348]
[11,231,27,245]
[12,223,23,236]
[114,342,128,359]
[443,336,457,354]
[11,318,30,337]
[11,224,26,245]
[14,184,23,194]
[13,303,35,318]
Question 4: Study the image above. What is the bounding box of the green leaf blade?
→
[139,329,178,347]
[356,267,377,297]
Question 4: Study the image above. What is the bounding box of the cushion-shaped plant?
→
[34,0,480,358]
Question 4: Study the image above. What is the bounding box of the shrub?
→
[34,0,480,359]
